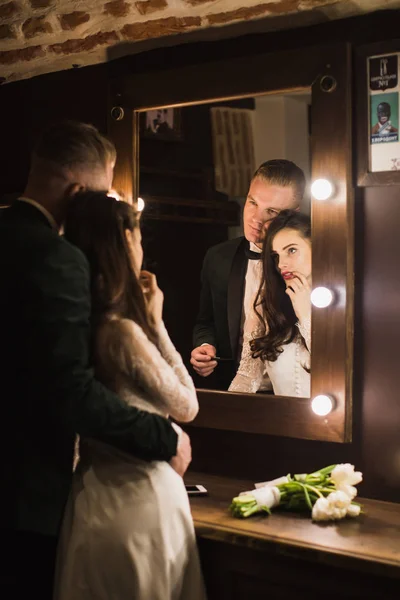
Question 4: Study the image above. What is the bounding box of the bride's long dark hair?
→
[250,209,311,363]
[64,191,157,343]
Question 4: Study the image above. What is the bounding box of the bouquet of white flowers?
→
[230,464,363,522]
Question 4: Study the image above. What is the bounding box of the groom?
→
[0,121,191,597]
[191,159,306,390]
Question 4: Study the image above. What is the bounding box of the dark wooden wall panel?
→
[0,64,108,198]
[361,186,400,498]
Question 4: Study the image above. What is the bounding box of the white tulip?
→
[312,497,334,521]
[347,503,361,517]
[312,490,351,521]
[331,464,363,487]
[328,490,352,508]
[337,483,358,499]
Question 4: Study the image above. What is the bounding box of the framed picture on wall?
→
[141,108,183,141]
[357,40,400,185]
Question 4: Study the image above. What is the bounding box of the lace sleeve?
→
[228,308,264,393]
[117,319,198,423]
[297,317,311,352]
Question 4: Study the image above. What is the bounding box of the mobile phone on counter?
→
[185,484,208,496]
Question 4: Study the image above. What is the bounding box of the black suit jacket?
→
[0,200,178,536]
[193,237,249,388]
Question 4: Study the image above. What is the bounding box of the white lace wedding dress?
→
[229,304,311,397]
[54,319,207,600]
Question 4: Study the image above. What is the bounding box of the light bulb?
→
[311,286,333,308]
[311,395,334,416]
[137,197,145,212]
[108,189,121,201]
[311,178,333,200]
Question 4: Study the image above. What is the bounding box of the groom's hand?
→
[190,344,217,377]
[170,430,192,477]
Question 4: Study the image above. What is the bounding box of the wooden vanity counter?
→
[186,472,400,599]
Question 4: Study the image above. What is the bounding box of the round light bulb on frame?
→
[137,197,145,212]
[311,286,333,308]
[108,189,121,201]
[311,395,334,416]
[311,178,333,201]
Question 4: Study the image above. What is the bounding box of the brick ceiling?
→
[0,0,399,84]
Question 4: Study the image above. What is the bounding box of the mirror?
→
[108,42,353,442]
[137,92,312,400]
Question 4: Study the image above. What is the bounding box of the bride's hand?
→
[139,270,163,325]
[285,271,311,324]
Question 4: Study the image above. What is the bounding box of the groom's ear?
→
[65,183,85,199]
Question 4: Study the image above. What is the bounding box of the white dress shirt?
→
[237,242,273,391]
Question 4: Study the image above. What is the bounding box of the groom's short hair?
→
[31,121,116,177]
[252,159,306,204]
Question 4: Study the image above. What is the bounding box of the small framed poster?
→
[357,41,400,186]
[141,108,183,141]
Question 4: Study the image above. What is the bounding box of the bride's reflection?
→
[229,210,311,397]
[190,160,307,394]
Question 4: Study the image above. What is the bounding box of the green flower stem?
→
[304,484,324,498]
[307,465,336,478]
[302,485,313,510]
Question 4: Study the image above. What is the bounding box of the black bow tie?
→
[245,247,262,260]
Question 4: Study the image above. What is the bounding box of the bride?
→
[229,210,311,397]
[54,192,206,600]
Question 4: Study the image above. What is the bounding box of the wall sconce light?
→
[311,286,334,308]
[311,178,333,201]
[137,197,145,212]
[311,394,334,416]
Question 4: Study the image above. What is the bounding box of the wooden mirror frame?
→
[108,42,353,443]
